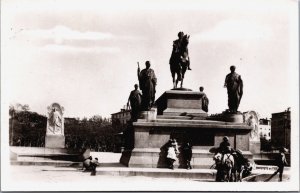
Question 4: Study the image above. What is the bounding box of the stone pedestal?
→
[222,112,244,123]
[155,90,207,118]
[139,109,157,120]
[120,90,253,168]
[249,140,261,154]
[45,135,65,148]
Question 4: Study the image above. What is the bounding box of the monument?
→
[45,103,65,148]
[120,35,253,169]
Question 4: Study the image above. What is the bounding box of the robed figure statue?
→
[224,65,243,113]
[137,61,157,111]
[127,84,142,121]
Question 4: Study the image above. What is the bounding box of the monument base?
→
[45,135,65,148]
[155,90,208,118]
[139,109,157,120]
[222,112,244,123]
[121,90,253,168]
[249,140,261,154]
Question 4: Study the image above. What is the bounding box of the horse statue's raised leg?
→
[172,76,176,89]
[180,78,183,88]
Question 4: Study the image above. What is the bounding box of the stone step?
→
[10,160,125,168]
[10,160,82,167]
[157,115,193,120]
[10,146,69,154]
[96,167,216,180]
[134,119,251,129]
[16,154,81,162]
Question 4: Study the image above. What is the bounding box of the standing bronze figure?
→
[137,61,157,111]
[224,66,243,113]
[169,32,191,89]
[127,84,142,121]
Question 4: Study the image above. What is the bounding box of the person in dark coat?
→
[218,136,232,154]
[265,147,288,182]
[182,142,193,169]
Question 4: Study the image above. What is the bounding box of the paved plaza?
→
[2,152,291,191]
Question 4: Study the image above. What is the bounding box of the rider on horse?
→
[171,31,192,71]
[169,32,191,88]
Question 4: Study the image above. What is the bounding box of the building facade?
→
[259,118,271,140]
[111,107,131,130]
[271,108,291,150]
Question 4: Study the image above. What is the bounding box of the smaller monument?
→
[45,103,65,148]
[244,111,261,153]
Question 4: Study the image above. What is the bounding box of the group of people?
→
[166,139,193,170]
[214,136,289,182]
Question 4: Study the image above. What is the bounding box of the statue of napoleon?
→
[137,61,157,111]
[169,31,191,89]
[224,66,243,113]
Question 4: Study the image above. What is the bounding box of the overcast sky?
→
[1,0,298,119]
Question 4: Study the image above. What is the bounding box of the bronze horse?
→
[169,35,190,89]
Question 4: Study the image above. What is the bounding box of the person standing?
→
[224,66,243,113]
[264,147,288,182]
[166,139,179,169]
[127,84,142,121]
[137,61,157,110]
[182,142,193,169]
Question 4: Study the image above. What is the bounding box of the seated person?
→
[90,157,99,171]
[82,156,93,171]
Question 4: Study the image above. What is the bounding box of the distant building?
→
[259,118,271,140]
[271,108,291,150]
[111,106,131,130]
[111,106,131,153]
